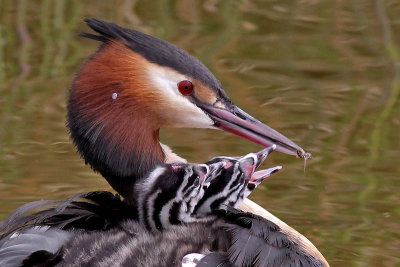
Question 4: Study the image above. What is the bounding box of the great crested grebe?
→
[0,18,327,266]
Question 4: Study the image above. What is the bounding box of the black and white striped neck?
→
[136,148,279,232]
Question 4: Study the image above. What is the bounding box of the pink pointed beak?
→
[250,166,282,184]
[197,103,311,159]
[243,166,282,200]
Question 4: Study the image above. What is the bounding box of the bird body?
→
[19,148,320,267]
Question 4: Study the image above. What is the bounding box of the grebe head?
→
[67,18,307,200]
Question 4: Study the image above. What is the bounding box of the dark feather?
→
[213,208,325,267]
[0,226,70,267]
[79,32,107,42]
[21,250,62,267]
[0,191,136,242]
[196,253,234,267]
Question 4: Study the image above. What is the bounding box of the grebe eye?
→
[177,80,193,95]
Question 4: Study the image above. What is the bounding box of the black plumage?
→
[215,208,325,267]
[0,191,135,238]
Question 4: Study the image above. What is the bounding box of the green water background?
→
[0,1,399,266]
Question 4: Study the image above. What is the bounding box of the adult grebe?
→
[0,18,326,266]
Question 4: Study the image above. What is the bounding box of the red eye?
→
[177,80,193,95]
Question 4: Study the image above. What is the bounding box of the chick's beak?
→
[197,103,311,159]
[254,144,276,169]
[250,166,282,184]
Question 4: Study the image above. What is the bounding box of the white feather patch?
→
[181,253,205,267]
[147,64,214,128]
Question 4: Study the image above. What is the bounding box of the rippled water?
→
[1,1,399,265]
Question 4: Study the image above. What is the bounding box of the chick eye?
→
[177,80,193,95]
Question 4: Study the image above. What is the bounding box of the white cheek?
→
[148,65,214,128]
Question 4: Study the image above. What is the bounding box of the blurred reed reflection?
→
[0,0,399,265]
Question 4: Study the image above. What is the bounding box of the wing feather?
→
[213,208,325,267]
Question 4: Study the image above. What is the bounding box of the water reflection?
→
[0,1,399,265]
